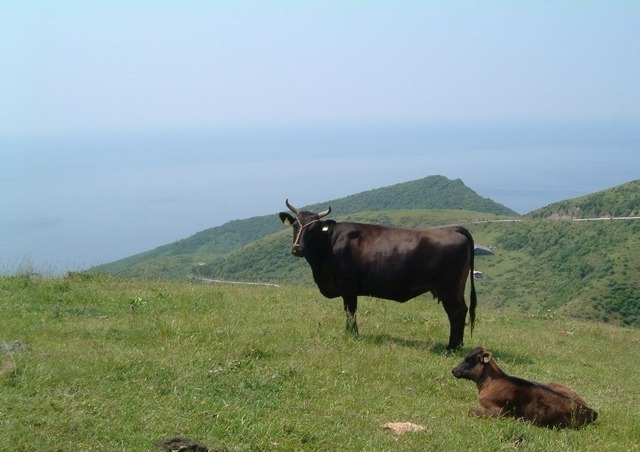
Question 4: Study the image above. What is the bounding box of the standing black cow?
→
[279,200,477,350]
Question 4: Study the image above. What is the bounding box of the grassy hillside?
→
[1,274,638,450]
[92,175,517,276]
[91,216,282,277]
[471,218,640,328]
[528,179,640,219]
[303,175,518,216]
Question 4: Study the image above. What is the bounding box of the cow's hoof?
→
[345,323,359,335]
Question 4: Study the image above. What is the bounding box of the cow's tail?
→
[456,226,477,335]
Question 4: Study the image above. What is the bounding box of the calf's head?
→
[279,199,332,257]
[452,347,493,381]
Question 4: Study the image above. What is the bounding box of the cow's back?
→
[329,223,471,302]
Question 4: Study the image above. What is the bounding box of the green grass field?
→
[1,274,639,450]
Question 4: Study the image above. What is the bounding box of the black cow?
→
[279,200,477,350]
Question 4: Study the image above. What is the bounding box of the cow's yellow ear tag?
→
[322,225,330,232]
[283,218,291,225]
[482,355,490,363]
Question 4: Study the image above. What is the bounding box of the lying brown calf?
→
[452,347,597,428]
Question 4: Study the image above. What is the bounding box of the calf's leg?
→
[469,405,504,418]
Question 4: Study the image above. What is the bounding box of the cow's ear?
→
[321,220,336,233]
[482,352,492,364]
[279,212,296,226]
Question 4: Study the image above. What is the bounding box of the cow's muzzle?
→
[291,245,304,257]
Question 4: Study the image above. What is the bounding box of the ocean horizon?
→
[2,120,638,274]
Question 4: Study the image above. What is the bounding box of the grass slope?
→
[303,175,518,216]
[1,274,639,450]
[528,179,640,219]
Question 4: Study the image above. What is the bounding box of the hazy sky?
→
[1,2,639,273]
[3,2,640,134]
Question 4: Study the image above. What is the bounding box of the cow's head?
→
[279,199,332,257]
[451,347,492,381]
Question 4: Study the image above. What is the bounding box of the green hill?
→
[303,175,518,215]
[527,179,640,219]
[92,175,517,277]
[472,217,640,328]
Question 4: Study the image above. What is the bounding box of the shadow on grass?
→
[362,333,449,354]
[361,333,537,364]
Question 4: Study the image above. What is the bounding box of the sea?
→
[1,120,638,274]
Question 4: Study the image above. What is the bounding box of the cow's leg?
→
[442,296,468,350]
[342,295,359,335]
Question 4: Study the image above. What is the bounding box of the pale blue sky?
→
[1,2,639,273]
[2,1,639,135]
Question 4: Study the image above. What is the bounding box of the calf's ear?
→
[279,212,296,225]
[481,351,492,363]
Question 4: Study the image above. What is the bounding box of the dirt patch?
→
[1,341,24,353]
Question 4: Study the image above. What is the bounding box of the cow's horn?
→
[285,199,300,215]
[318,207,331,218]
